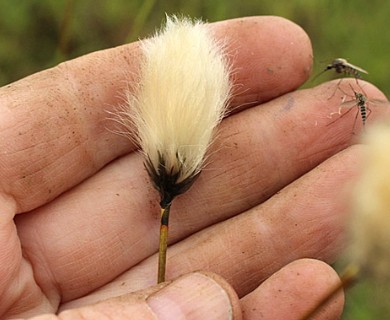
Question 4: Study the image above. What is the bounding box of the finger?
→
[0,16,312,213]
[59,144,361,308]
[16,81,385,304]
[212,16,312,107]
[241,259,344,320]
[27,272,241,320]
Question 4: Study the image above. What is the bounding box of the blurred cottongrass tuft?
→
[348,122,390,283]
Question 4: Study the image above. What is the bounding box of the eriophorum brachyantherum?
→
[348,122,390,283]
[126,15,231,207]
[120,16,232,283]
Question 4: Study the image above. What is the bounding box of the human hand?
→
[1,16,387,319]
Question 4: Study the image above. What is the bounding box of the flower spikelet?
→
[125,16,231,207]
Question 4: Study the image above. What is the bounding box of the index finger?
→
[0,16,312,213]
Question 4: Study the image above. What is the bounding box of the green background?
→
[0,1,389,318]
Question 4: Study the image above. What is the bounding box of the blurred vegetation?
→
[341,280,390,320]
[0,0,389,318]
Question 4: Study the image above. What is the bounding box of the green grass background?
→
[0,1,389,318]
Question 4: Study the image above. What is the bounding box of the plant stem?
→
[157,204,171,283]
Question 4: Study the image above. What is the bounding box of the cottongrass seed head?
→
[124,15,232,207]
[348,122,390,283]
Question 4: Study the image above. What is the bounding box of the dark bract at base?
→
[144,153,200,209]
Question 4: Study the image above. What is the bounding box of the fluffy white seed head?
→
[348,123,390,283]
[125,16,231,206]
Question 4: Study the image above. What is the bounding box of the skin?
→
[0,16,388,319]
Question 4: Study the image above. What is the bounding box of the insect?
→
[324,58,368,79]
[327,84,371,132]
[349,88,370,128]
[312,58,368,82]
[312,58,369,99]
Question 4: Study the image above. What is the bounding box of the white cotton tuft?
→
[125,15,231,206]
[348,122,390,283]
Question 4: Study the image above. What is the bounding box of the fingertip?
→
[147,271,242,320]
[241,259,344,320]
[211,16,313,106]
[197,271,243,320]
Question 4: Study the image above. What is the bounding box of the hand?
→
[1,16,387,319]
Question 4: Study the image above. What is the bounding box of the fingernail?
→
[147,272,233,320]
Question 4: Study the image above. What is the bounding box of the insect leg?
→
[326,106,355,127]
[327,78,343,100]
[351,108,360,134]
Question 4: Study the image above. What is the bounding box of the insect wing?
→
[343,61,368,75]
[340,99,359,109]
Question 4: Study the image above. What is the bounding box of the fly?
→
[312,58,369,99]
[324,58,368,79]
[353,91,369,127]
[327,84,371,132]
[312,58,368,82]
